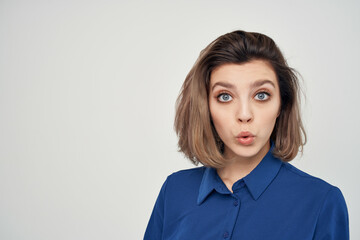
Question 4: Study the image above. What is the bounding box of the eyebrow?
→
[211,79,275,91]
[251,79,276,89]
[211,82,236,91]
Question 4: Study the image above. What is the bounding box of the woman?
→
[144,30,349,239]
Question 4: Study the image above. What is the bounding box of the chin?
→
[228,141,269,160]
[236,150,261,159]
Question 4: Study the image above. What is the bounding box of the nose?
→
[237,101,253,123]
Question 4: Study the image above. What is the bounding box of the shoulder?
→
[277,162,348,217]
[166,166,206,187]
[169,166,206,178]
[279,162,349,238]
[160,166,206,203]
[277,162,344,199]
[281,162,334,187]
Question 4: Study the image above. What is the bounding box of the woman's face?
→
[209,60,281,162]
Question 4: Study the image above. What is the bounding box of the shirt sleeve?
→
[144,177,169,240]
[313,186,349,240]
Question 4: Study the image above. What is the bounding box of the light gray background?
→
[0,0,359,239]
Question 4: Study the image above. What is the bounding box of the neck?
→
[217,141,270,192]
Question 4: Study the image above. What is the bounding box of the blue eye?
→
[255,92,270,101]
[217,93,232,102]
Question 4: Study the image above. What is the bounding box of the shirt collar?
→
[197,142,283,205]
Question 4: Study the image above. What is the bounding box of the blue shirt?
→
[144,146,349,239]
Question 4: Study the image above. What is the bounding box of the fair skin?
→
[208,59,281,193]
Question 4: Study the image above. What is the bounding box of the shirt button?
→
[233,200,239,206]
[223,231,229,238]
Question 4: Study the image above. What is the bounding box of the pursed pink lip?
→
[236,131,255,145]
[236,131,254,138]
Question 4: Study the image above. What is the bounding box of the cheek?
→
[257,104,280,129]
[209,106,223,129]
[209,104,230,135]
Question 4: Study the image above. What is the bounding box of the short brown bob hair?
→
[174,30,306,168]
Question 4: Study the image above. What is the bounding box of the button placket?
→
[219,194,241,240]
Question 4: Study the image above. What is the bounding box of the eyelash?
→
[216,90,271,103]
[254,91,271,101]
[216,91,232,103]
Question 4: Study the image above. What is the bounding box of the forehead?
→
[210,60,278,87]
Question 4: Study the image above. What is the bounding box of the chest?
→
[162,191,319,240]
